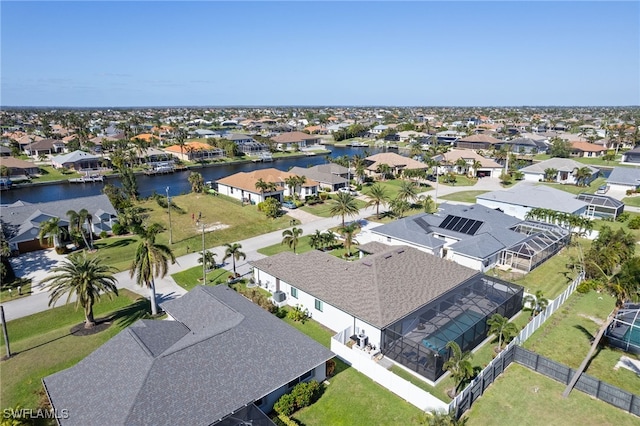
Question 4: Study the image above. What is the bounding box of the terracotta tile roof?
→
[571,141,607,152]
[216,168,319,193]
[132,133,158,142]
[164,141,214,153]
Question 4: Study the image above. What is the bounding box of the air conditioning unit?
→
[271,290,287,308]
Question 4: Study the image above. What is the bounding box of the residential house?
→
[0,157,39,177]
[518,158,599,185]
[368,204,569,272]
[289,164,350,191]
[363,152,428,178]
[24,138,65,157]
[164,141,224,162]
[396,131,429,144]
[369,124,389,135]
[455,134,502,150]
[270,131,320,151]
[0,194,117,253]
[0,146,12,157]
[433,149,503,178]
[216,168,319,204]
[251,244,523,382]
[621,146,640,164]
[43,285,333,426]
[495,137,547,154]
[569,141,607,158]
[51,150,102,171]
[476,183,588,220]
[225,133,269,155]
[435,130,466,144]
[606,167,640,193]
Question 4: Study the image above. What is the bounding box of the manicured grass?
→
[591,213,640,242]
[0,290,147,409]
[257,235,314,256]
[465,364,638,426]
[440,190,488,203]
[360,179,434,200]
[622,196,640,207]
[439,175,477,187]
[389,365,449,401]
[523,291,640,395]
[538,176,607,195]
[171,265,231,291]
[31,165,81,182]
[490,240,591,299]
[0,281,32,303]
[298,196,367,218]
[88,193,295,270]
[280,310,335,349]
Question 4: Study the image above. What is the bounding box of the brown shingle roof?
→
[571,141,607,152]
[364,152,427,171]
[216,168,319,193]
[270,131,319,143]
[457,134,502,144]
[251,245,479,328]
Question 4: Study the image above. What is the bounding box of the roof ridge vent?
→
[384,253,393,259]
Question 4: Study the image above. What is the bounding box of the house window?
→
[254,397,264,407]
[288,379,298,389]
[291,287,298,299]
[314,299,323,312]
[230,187,234,194]
[387,237,391,243]
[301,369,314,381]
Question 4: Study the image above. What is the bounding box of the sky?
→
[1,1,639,107]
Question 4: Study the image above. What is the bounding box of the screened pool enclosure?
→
[500,221,570,272]
[605,303,640,355]
[381,275,523,382]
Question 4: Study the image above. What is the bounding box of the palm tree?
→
[175,128,187,159]
[255,178,277,196]
[523,290,549,317]
[223,242,246,275]
[573,166,593,187]
[284,176,300,200]
[198,250,217,271]
[376,163,392,180]
[129,223,176,316]
[322,231,337,251]
[188,171,205,193]
[419,194,436,214]
[418,409,468,426]
[471,160,482,178]
[390,197,411,218]
[282,227,303,254]
[486,313,518,351]
[338,222,360,257]
[41,253,118,328]
[309,229,324,250]
[365,183,390,219]
[397,180,419,204]
[443,341,474,397]
[330,192,360,227]
[455,158,468,175]
[563,257,640,397]
[67,209,91,249]
[38,217,67,249]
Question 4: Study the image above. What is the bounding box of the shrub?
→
[326,359,336,377]
[628,216,640,230]
[99,231,108,239]
[54,246,67,255]
[291,380,321,408]
[112,223,127,235]
[616,212,630,223]
[319,192,329,201]
[273,393,296,416]
[577,279,598,294]
[287,305,309,323]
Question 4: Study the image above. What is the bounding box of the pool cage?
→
[576,193,625,220]
[500,221,570,272]
[381,275,523,382]
[605,303,640,355]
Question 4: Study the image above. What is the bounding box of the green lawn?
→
[538,176,607,195]
[88,192,295,270]
[622,196,640,207]
[490,240,591,299]
[171,266,231,291]
[439,175,477,187]
[465,364,638,426]
[31,165,81,182]
[360,179,434,200]
[440,190,488,203]
[591,213,640,241]
[257,235,314,256]
[523,291,640,395]
[0,290,148,409]
[298,196,367,218]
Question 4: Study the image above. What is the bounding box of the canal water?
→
[0,145,385,204]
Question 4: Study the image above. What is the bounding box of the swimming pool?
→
[422,310,485,354]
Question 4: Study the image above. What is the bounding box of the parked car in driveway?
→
[282,201,297,209]
[338,187,358,196]
[596,185,610,194]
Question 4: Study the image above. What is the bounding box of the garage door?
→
[17,239,47,253]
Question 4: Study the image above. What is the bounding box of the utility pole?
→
[166,186,172,244]
[202,223,206,285]
[1,306,11,359]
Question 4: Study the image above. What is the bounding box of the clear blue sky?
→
[1,1,638,107]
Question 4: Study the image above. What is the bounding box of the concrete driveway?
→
[8,249,67,294]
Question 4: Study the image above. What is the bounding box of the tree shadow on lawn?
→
[100,238,136,249]
[573,324,604,369]
[107,297,153,328]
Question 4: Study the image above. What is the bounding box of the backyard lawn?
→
[538,176,607,195]
[440,190,488,204]
[171,265,231,291]
[257,235,314,256]
[464,364,638,426]
[31,165,81,182]
[88,192,294,270]
[0,290,148,409]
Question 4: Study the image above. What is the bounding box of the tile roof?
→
[43,285,333,426]
[289,166,348,186]
[438,149,502,168]
[364,152,427,171]
[251,245,478,329]
[164,141,215,153]
[216,168,319,193]
[571,141,607,152]
[457,134,503,144]
[51,150,100,164]
[270,131,319,143]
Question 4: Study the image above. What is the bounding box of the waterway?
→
[0,145,386,204]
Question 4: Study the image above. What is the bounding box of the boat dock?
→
[69,174,104,183]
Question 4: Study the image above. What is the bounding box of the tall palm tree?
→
[130,223,176,316]
[38,217,67,249]
[309,229,324,250]
[365,183,390,219]
[573,166,593,187]
[523,290,549,317]
[487,313,518,350]
[198,250,217,270]
[563,257,640,397]
[67,209,91,249]
[41,253,118,328]
[281,227,303,254]
[338,222,360,257]
[419,194,436,213]
[397,180,419,204]
[390,197,411,218]
[223,242,246,275]
[443,341,474,397]
[330,192,360,227]
[284,176,300,199]
[455,158,468,175]
[175,128,187,159]
[471,160,482,178]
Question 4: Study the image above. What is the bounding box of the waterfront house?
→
[363,152,428,179]
[251,244,523,382]
[0,156,39,177]
[270,131,320,151]
[24,138,65,157]
[518,158,599,185]
[216,168,319,204]
[569,141,607,158]
[51,150,102,171]
[163,141,224,162]
[621,146,640,165]
[43,285,333,426]
[289,164,349,191]
[454,134,502,150]
[432,149,503,178]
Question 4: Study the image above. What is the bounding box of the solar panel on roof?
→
[439,214,484,235]
[468,220,483,235]
[459,219,475,234]
[440,215,455,229]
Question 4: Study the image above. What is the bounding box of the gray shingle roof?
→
[607,167,640,186]
[43,285,333,426]
[289,165,348,186]
[520,158,599,174]
[251,245,479,329]
[51,150,100,164]
[476,183,587,214]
